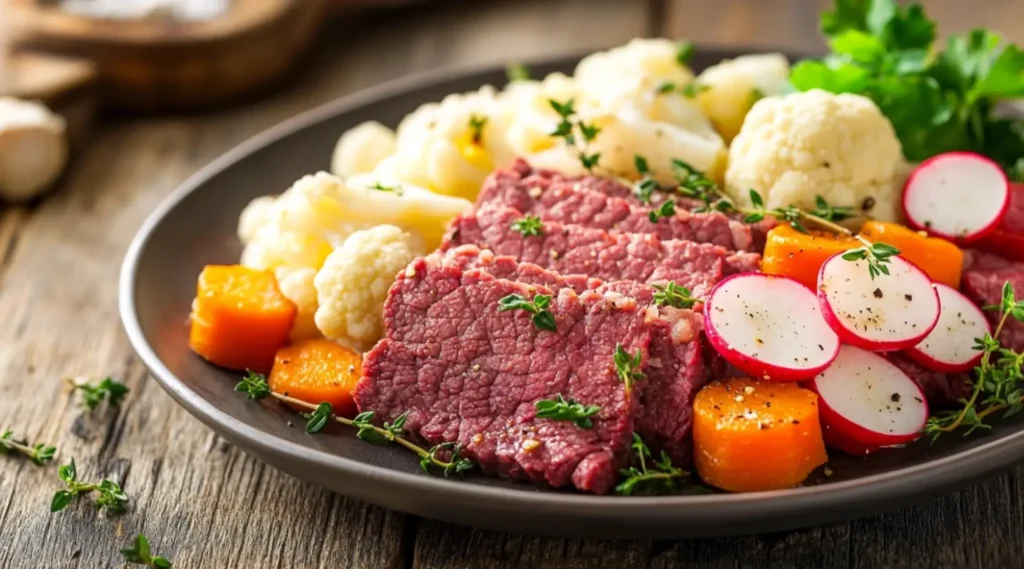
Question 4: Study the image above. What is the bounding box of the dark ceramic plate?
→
[119,48,1024,539]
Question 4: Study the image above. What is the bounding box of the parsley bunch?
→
[791,0,1024,168]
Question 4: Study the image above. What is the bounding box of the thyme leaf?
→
[498,293,557,332]
[121,534,173,568]
[534,395,601,429]
[235,374,473,476]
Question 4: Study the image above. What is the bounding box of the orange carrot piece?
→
[189,265,296,374]
[859,220,964,288]
[693,378,827,493]
[268,339,362,418]
[760,225,858,290]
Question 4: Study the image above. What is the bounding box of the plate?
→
[119,48,1024,539]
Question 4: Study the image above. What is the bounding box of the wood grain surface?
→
[1,1,1022,568]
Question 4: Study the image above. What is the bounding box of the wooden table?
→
[2,1,1024,567]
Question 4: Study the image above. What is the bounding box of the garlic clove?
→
[0,97,69,203]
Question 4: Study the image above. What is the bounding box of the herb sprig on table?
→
[0,430,56,465]
[235,372,474,476]
[790,0,1024,171]
[66,376,129,411]
[925,282,1024,439]
[121,534,173,568]
[51,458,129,513]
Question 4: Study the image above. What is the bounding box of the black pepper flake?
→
[873,288,883,298]
[891,393,901,402]
[905,294,913,301]
[792,419,800,425]
[818,344,824,351]
[862,196,875,211]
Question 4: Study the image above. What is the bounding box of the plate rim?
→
[118,47,1024,535]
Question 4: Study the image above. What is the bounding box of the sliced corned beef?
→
[886,352,971,405]
[354,257,655,494]
[442,205,758,297]
[477,159,753,251]
[961,250,1024,352]
[431,245,707,464]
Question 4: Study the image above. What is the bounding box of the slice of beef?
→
[961,262,1024,352]
[355,258,655,494]
[431,245,707,464]
[477,159,753,251]
[886,352,971,405]
[442,205,759,297]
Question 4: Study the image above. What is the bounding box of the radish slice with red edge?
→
[818,252,940,351]
[810,344,929,456]
[703,273,840,381]
[902,151,1010,242]
[904,283,991,373]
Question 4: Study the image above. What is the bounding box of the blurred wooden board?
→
[9,0,327,109]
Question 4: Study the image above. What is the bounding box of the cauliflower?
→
[568,39,727,183]
[495,72,581,168]
[237,195,277,245]
[575,39,695,101]
[726,89,904,222]
[695,53,790,143]
[277,268,320,341]
[390,85,514,201]
[239,171,470,338]
[314,225,419,351]
[330,121,396,178]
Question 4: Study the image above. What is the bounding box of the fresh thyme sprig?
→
[612,344,645,396]
[653,81,708,99]
[511,215,544,237]
[369,181,404,196]
[302,402,333,434]
[235,372,473,476]
[498,293,557,332]
[651,282,699,309]
[632,155,660,205]
[51,458,128,513]
[548,98,602,171]
[65,376,129,411]
[534,395,601,429]
[648,200,676,223]
[121,534,172,568]
[615,434,688,495]
[0,430,56,465]
[468,114,488,145]
[925,282,1024,439]
[841,242,902,279]
[664,157,901,279]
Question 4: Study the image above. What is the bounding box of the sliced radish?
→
[902,151,1010,243]
[810,345,929,456]
[904,283,991,373]
[703,273,840,381]
[818,253,940,351]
